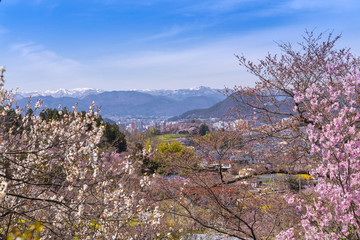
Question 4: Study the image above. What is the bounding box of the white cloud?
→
[88,28,294,90]
[3,42,98,91]
[9,42,81,71]
[2,23,358,92]
[86,25,353,91]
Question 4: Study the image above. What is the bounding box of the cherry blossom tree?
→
[228,30,360,239]
[0,67,161,239]
[228,30,360,172]
[155,31,360,239]
[278,52,360,239]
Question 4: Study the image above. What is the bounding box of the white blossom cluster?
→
[0,72,162,239]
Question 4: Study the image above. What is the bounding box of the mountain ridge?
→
[169,96,244,121]
[17,86,224,100]
[14,87,226,119]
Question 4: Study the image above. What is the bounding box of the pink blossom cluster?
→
[278,53,360,239]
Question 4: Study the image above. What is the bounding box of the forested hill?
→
[169,95,245,121]
[169,93,294,121]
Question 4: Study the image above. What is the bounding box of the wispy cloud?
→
[87,25,347,90]
[140,22,215,42]
[88,29,291,90]
[178,0,360,19]
[141,26,190,42]
[4,42,97,91]
[10,42,81,70]
[2,0,360,92]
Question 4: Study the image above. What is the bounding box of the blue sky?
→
[0,0,360,91]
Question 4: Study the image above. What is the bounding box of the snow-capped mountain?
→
[17,86,225,101]
[139,86,225,101]
[13,86,226,119]
[18,88,104,99]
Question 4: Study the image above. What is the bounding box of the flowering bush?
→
[0,68,161,239]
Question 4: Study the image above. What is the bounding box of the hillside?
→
[169,95,250,121]
[169,93,294,121]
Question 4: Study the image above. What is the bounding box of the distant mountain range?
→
[14,87,226,119]
[16,88,104,99]
[139,86,225,101]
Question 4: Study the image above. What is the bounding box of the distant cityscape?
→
[14,86,263,133]
[120,116,255,133]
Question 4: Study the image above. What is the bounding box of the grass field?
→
[157,134,187,141]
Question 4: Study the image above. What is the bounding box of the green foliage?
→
[145,138,154,151]
[285,175,314,192]
[148,127,160,135]
[39,108,69,122]
[199,124,209,136]
[157,134,187,141]
[96,117,127,153]
[154,140,197,175]
[6,221,43,240]
[1,108,22,134]
[158,141,186,154]
[26,108,33,117]
[131,142,162,174]
[103,122,127,152]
